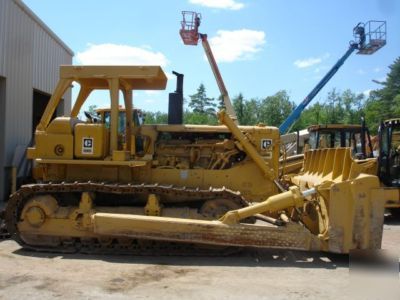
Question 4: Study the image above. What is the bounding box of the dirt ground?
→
[0,216,399,300]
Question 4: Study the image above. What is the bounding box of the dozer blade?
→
[93,213,321,251]
[92,186,322,251]
[92,172,396,254]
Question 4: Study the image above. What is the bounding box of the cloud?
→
[294,53,330,69]
[76,43,168,66]
[208,29,265,63]
[294,57,321,68]
[363,89,372,97]
[373,67,382,72]
[357,69,366,75]
[189,0,244,10]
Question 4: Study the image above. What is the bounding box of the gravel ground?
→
[0,216,399,300]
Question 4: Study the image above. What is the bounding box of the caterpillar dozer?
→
[4,65,399,255]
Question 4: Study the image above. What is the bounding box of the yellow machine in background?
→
[377,118,400,214]
[279,123,374,178]
[281,121,400,214]
[4,65,399,254]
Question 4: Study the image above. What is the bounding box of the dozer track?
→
[5,182,248,255]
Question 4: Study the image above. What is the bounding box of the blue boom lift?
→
[279,21,386,134]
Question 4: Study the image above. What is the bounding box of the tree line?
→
[145,57,400,134]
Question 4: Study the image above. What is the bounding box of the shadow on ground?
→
[384,214,400,225]
[6,212,399,270]
[11,246,349,270]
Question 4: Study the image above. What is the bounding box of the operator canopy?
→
[61,65,168,90]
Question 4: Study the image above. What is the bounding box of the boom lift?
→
[180,11,238,123]
[279,21,386,134]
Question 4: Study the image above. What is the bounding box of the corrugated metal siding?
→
[32,24,72,93]
[3,0,34,153]
[0,0,10,76]
[32,19,72,113]
[0,0,73,201]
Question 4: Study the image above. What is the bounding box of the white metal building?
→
[0,0,73,203]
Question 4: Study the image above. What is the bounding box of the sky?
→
[23,0,400,114]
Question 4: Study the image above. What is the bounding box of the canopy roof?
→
[60,65,167,90]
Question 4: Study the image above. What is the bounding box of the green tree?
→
[232,94,262,125]
[188,84,216,115]
[292,88,367,131]
[364,97,381,132]
[342,89,364,124]
[87,104,98,115]
[394,94,400,116]
[243,99,261,125]
[325,89,344,124]
[183,110,218,125]
[259,90,295,127]
[217,95,225,111]
[292,101,327,131]
[364,57,400,132]
[233,93,245,123]
[370,57,400,119]
[143,111,168,124]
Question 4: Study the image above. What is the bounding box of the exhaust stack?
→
[168,71,184,125]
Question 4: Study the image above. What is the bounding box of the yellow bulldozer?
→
[3,65,400,254]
